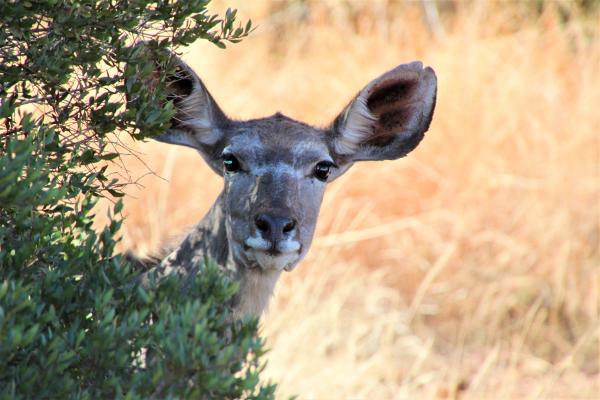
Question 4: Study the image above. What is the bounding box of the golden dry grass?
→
[116,1,599,398]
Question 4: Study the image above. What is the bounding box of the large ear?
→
[328,62,437,165]
[153,52,231,174]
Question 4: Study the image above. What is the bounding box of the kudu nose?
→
[254,213,296,243]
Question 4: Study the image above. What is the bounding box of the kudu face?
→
[218,119,332,272]
[151,52,437,273]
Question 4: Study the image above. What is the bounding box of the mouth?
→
[243,244,279,255]
[243,238,301,271]
[266,248,282,256]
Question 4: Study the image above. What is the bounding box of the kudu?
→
[137,52,437,320]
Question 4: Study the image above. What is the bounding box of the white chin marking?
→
[244,236,301,271]
[253,251,298,271]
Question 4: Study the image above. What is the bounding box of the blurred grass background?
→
[117,1,599,398]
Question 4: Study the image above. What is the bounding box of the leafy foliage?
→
[0,1,274,398]
[0,0,252,197]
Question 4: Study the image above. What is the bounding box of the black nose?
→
[255,213,296,242]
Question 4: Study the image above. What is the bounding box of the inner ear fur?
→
[165,64,195,112]
[330,61,437,162]
[162,54,229,137]
[131,46,232,175]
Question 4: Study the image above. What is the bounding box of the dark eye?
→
[223,154,240,172]
[314,161,335,182]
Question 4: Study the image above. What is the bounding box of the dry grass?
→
[116,1,599,398]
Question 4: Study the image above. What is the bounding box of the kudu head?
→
[152,53,436,273]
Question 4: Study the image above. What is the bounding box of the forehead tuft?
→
[228,114,329,157]
[250,114,320,141]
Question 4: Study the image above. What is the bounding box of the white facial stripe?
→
[252,162,304,178]
[226,134,263,153]
[291,141,332,160]
[291,141,315,156]
[225,134,333,178]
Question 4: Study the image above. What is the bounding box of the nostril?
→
[255,215,270,232]
[255,213,296,238]
[283,220,296,233]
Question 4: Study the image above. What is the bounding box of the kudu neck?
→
[190,191,231,269]
[159,191,281,319]
[160,191,230,273]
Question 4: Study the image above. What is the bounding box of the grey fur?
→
[138,53,437,320]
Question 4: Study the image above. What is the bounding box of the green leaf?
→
[107,188,125,198]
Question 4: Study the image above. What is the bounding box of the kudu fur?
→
[136,52,437,320]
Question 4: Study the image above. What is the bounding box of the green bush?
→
[0,1,274,398]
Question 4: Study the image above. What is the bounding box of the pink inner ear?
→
[364,77,420,146]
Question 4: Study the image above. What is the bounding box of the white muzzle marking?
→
[245,235,301,271]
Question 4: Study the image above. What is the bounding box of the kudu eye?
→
[314,161,336,182]
[223,154,240,172]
